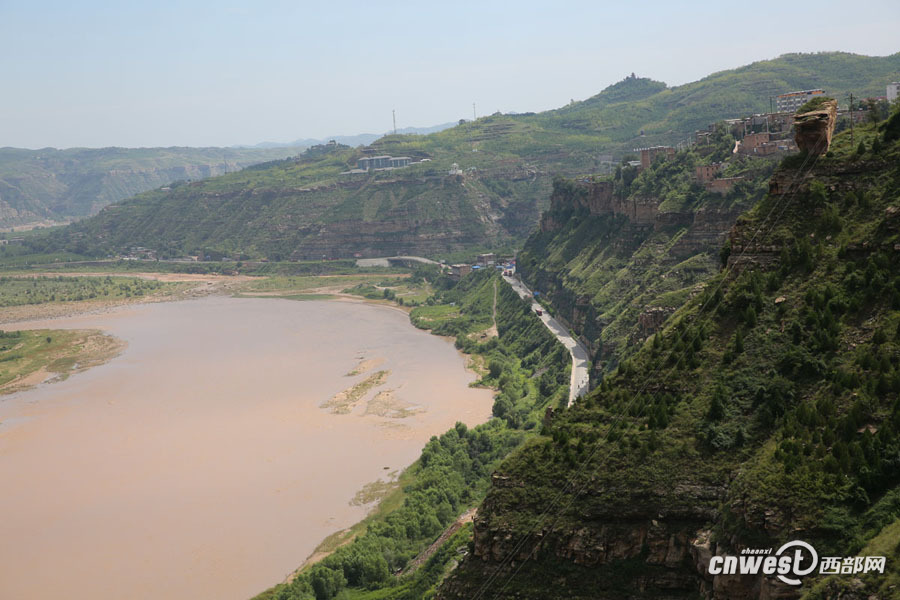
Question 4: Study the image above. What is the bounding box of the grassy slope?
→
[518,135,776,373]
[21,52,900,261]
[439,117,900,598]
[0,145,302,226]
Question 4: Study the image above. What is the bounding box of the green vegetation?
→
[0,275,167,306]
[439,115,900,597]
[234,265,437,306]
[797,96,835,114]
[0,145,301,227]
[12,52,900,263]
[518,131,775,374]
[259,270,568,600]
[0,328,123,392]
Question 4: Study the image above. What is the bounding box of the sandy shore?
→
[0,273,256,326]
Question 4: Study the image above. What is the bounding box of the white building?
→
[776,89,825,113]
[888,82,900,103]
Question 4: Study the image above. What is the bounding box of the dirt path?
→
[483,278,499,338]
[400,507,477,575]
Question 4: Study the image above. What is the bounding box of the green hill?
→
[17,51,900,261]
[0,145,302,227]
[517,131,777,375]
[437,113,900,598]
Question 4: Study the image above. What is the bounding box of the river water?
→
[0,296,493,600]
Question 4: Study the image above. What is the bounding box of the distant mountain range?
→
[238,122,459,149]
[0,146,303,228]
[0,123,459,229]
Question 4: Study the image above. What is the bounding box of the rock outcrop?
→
[793,99,837,155]
[524,176,760,373]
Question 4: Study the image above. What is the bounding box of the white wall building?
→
[776,89,825,113]
[888,82,900,103]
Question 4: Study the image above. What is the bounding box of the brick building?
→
[637,146,675,170]
[695,163,722,183]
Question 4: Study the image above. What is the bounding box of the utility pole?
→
[473,102,476,121]
[392,109,397,135]
[849,93,854,144]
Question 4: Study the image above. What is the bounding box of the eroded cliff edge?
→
[438,115,900,599]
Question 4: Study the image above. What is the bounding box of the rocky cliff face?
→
[438,125,900,600]
[59,170,552,259]
[540,180,659,232]
[521,173,765,373]
[793,99,837,156]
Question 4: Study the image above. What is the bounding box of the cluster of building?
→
[734,131,798,157]
[448,253,515,280]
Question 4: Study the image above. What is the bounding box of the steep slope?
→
[517,132,775,374]
[438,116,900,598]
[36,142,550,260]
[21,52,899,260]
[0,146,301,227]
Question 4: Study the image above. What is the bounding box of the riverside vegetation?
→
[0,274,185,394]
[436,107,900,598]
[2,52,899,600]
[0,275,166,306]
[0,328,124,394]
[252,269,570,600]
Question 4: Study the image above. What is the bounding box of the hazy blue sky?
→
[1,0,897,148]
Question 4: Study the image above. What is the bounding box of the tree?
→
[488,359,504,379]
[308,565,346,600]
[708,390,725,421]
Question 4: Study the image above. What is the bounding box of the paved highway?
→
[352,255,590,405]
[502,274,590,406]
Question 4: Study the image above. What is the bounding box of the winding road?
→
[502,273,590,406]
[353,255,590,405]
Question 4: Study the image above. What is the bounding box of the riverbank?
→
[0,328,125,396]
[258,270,571,600]
[0,295,495,600]
[0,272,254,325]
